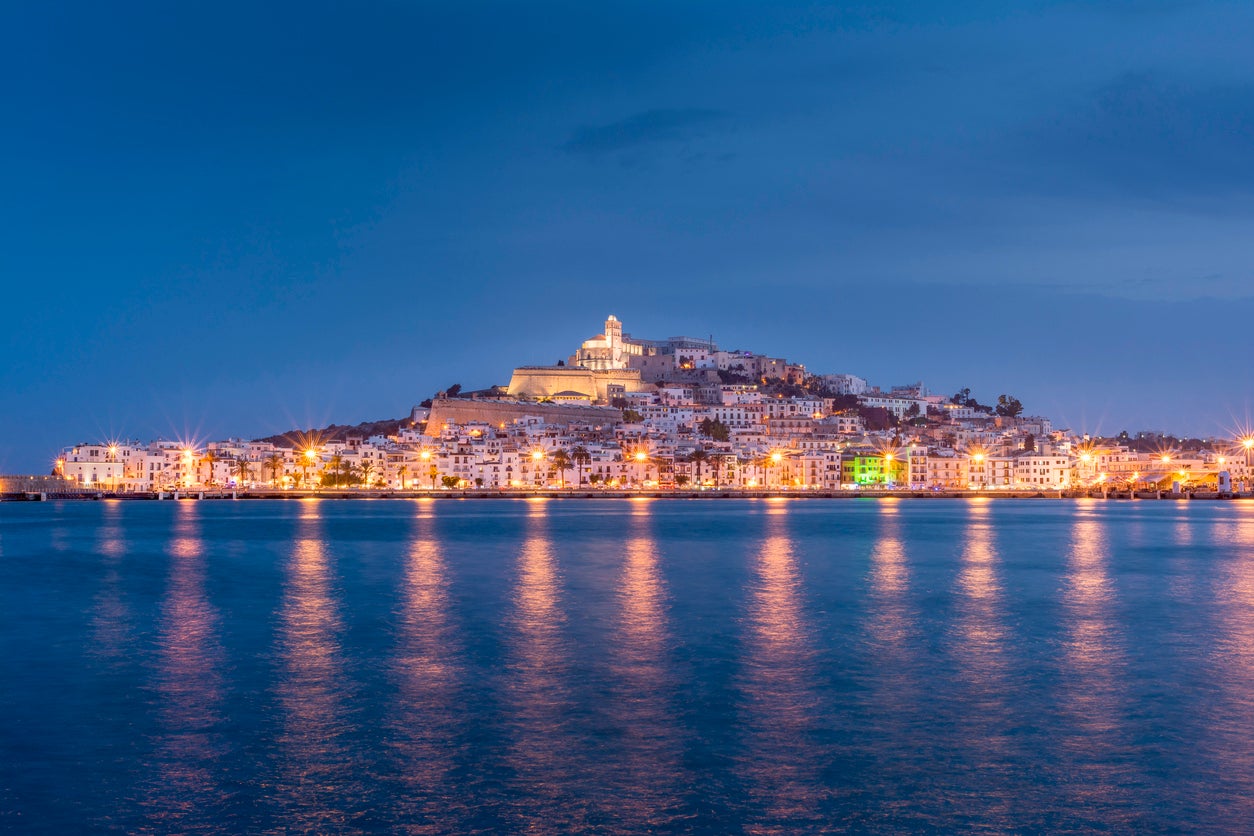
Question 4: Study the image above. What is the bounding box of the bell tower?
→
[605,315,623,368]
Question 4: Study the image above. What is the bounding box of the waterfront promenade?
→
[3,487,1249,502]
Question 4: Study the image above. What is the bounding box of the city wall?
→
[424,397,623,436]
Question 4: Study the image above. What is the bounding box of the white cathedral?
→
[568,314,645,370]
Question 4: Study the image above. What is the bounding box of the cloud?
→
[562,108,728,156]
[1013,71,1254,202]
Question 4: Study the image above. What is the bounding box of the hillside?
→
[254,416,415,449]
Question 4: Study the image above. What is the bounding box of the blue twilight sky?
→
[4,0,1254,472]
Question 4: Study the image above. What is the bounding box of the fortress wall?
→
[425,397,623,436]
[506,366,646,402]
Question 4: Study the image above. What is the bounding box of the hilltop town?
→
[52,315,1249,494]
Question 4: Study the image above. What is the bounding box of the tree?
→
[201,450,217,486]
[445,383,463,397]
[710,453,724,487]
[589,473,602,485]
[951,387,972,405]
[699,418,731,442]
[687,449,710,486]
[428,464,439,490]
[675,474,691,487]
[622,409,644,424]
[1023,433,1036,452]
[328,454,345,484]
[858,406,896,432]
[397,464,409,489]
[551,449,571,487]
[441,475,460,489]
[905,403,921,418]
[995,394,1024,418]
[571,445,591,485]
[265,453,285,486]
[360,460,377,488]
[232,459,251,486]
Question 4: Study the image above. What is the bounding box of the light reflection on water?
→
[738,500,825,833]
[948,500,1018,823]
[1205,508,1254,828]
[90,501,131,666]
[273,501,361,832]
[8,499,1254,833]
[1058,502,1139,827]
[144,501,226,832]
[389,501,467,833]
[601,499,685,830]
[502,500,585,830]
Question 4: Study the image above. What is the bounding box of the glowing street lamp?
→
[303,448,318,489]
[531,449,546,487]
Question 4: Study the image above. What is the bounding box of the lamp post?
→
[770,451,783,489]
[883,452,895,489]
[634,450,648,487]
[532,449,545,488]
[107,444,119,491]
[304,448,318,489]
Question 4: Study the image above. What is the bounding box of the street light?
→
[303,448,317,489]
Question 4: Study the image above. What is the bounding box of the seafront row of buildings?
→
[54,316,1253,494]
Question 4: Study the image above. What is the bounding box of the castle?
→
[506,314,715,403]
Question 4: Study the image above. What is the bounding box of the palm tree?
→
[571,445,591,486]
[428,464,439,490]
[551,448,572,488]
[264,453,285,486]
[688,448,710,487]
[397,463,409,490]
[328,454,345,486]
[359,459,376,488]
[201,450,217,486]
[232,458,251,487]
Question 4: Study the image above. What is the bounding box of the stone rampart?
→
[425,397,622,436]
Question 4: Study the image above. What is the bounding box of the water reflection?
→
[274,501,358,831]
[1168,510,1200,601]
[1204,508,1254,827]
[1059,504,1135,826]
[861,500,926,826]
[949,500,1016,822]
[503,500,583,829]
[390,502,467,833]
[90,502,132,666]
[602,499,682,829]
[739,500,824,831]
[866,501,915,655]
[145,501,226,831]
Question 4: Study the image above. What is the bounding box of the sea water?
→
[3,497,1253,833]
